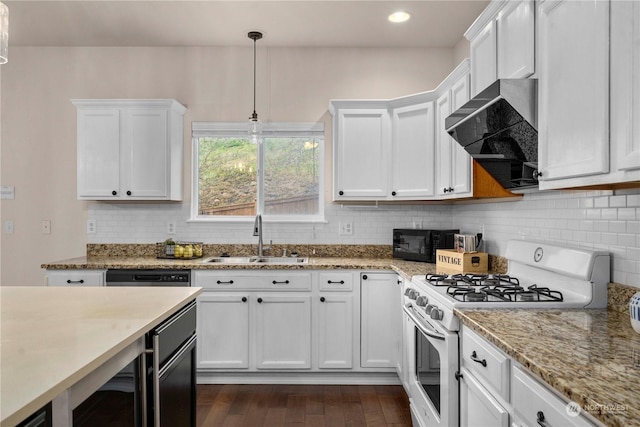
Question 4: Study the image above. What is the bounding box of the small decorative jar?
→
[630,292,640,334]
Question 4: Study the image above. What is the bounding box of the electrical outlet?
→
[86,219,96,234]
[4,220,14,234]
[167,221,176,235]
[339,221,353,236]
[41,220,51,234]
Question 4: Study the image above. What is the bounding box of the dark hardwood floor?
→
[197,384,413,426]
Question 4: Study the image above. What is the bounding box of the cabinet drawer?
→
[512,365,595,426]
[318,272,354,291]
[461,327,510,401]
[193,271,311,291]
[46,270,105,286]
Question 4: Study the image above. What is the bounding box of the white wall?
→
[0,46,455,286]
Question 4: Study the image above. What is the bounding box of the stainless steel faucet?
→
[253,214,264,256]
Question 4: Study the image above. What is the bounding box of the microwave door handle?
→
[403,303,445,341]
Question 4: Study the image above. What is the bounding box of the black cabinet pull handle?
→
[362,274,368,280]
[66,279,84,284]
[533,170,543,179]
[216,280,234,285]
[272,280,290,285]
[470,351,487,367]
[112,190,117,196]
[448,187,454,192]
[536,411,546,427]
[241,297,247,302]
[257,297,263,303]
[454,371,463,381]
[320,297,326,302]
[126,190,132,196]
[327,280,345,284]
[443,187,448,193]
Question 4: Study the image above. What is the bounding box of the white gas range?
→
[401,240,610,427]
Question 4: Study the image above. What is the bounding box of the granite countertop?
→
[41,256,439,281]
[0,286,202,427]
[455,307,640,427]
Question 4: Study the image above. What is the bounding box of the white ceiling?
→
[4,0,489,48]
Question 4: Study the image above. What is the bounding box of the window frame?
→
[190,121,325,223]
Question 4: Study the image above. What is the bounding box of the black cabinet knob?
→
[362,274,368,280]
[257,297,263,303]
[338,190,344,196]
[448,187,454,192]
[126,190,132,196]
[112,190,117,196]
[320,297,326,302]
[443,188,449,193]
[241,297,247,302]
[536,411,546,427]
[391,191,397,196]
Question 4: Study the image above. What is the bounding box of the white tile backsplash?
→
[89,188,640,288]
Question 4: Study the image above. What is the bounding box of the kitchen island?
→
[0,286,202,427]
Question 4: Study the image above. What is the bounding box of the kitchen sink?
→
[202,256,308,265]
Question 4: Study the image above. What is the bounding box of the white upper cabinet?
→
[332,105,391,200]
[468,0,535,97]
[436,62,472,199]
[390,100,436,199]
[537,0,610,187]
[497,0,535,79]
[73,99,186,200]
[610,0,640,180]
[470,20,497,97]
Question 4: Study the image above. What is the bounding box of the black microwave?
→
[393,229,459,263]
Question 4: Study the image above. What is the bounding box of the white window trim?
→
[190,122,325,223]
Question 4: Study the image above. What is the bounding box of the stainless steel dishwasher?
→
[105,269,191,287]
[104,269,195,426]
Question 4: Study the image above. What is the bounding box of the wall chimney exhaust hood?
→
[445,79,538,190]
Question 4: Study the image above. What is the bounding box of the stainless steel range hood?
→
[445,79,538,190]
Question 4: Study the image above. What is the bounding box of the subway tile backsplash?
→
[88,188,640,288]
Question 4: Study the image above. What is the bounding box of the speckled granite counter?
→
[455,307,640,427]
[41,256,439,281]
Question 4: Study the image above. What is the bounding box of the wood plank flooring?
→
[197,384,413,427]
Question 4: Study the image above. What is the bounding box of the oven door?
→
[403,303,458,427]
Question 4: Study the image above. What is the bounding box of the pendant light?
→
[248,31,263,137]
[0,2,8,64]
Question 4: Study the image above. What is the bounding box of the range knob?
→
[425,304,435,315]
[415,296,429,307]
[430,308,444,321]
[404,288,420,300]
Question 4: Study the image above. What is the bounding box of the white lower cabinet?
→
[45,270,105,286]
[195,269,396,377]
[460,325,600,427]
[317,294,353,369]
[197,294,250,369]
[255,295,312,369]
[360,272,399,369]
[460,366,509,427]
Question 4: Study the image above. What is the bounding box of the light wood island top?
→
[0,286,202,427]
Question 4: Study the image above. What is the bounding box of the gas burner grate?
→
[446,284,477,298]
[528,284,564,302]
[426,273,459,286]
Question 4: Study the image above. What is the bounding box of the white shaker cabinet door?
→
[333,108,390,200]
[197,294,250,369]
[360,272,398,368]
[391,102,436,199]
[537,0,610,184]
[497,0,535,79]
[611,0,640,177]
[470,20,497,97]
[255,295,312,369]
[77,109,121,198]
[317,294,354,369]
[125,108,170,198]
[459,367,509,427]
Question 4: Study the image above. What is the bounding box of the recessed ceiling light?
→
[388,11,411,23]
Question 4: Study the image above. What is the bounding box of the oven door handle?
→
[403,303,445,341]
